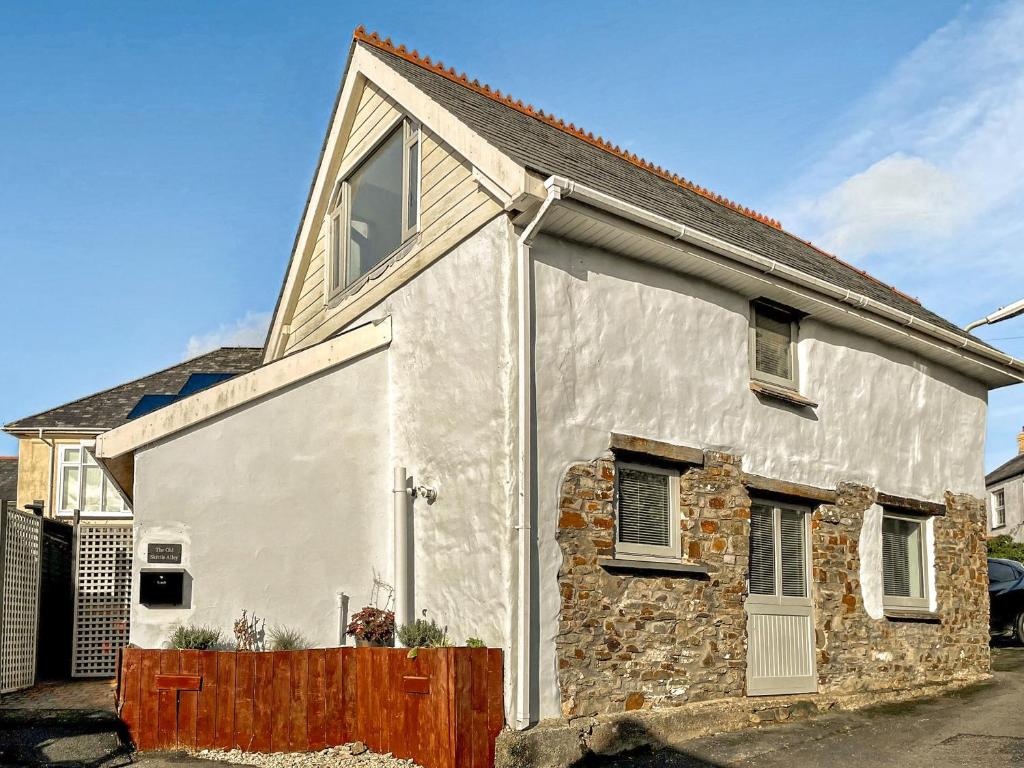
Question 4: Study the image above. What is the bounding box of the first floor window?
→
[328,118,420,296]
[882,513,929,610]
[615,463,680,559]
[993,489,1007,529]
[57,444,127,516]
[750,299,799,389]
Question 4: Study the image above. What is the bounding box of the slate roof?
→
[356,31,976,342]
[4,348,263,433]
[0,457,17,502]
[988,453,1024,487]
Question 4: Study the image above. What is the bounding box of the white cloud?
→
[773,1,1024,470]
[779,0,1024,299]
[800,153,963,256]
[184,310,270,359]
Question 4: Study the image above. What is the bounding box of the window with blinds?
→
[882,515,927,608]
[615,463,679,559]
[750,301,798,388]
[749,505,776,596]
[749,503,808,600]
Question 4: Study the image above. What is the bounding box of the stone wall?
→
[556,452,749,717]
[813,486,990,693]
[555,449,989,718]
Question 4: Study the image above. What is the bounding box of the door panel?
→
[746,503,817,696]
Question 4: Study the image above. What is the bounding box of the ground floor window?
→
[882,512,929,610]
[748,502,808,600]
[614,462,680,559]
[57,444,128,517]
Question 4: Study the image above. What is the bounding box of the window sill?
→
[598,556,709,576]
[884,608,940,623]
[749,380,818,408]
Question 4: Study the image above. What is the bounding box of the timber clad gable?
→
[281,79,504,354]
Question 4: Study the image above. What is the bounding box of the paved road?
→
[591,645,1024,768]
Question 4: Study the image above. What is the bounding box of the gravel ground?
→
[190,743,424,768]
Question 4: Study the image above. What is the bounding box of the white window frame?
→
[55,442,131,518]
[614,462,681,561]
[749,300,800,390]
[745,501,812,608]
[326,117,420,301]
[993,489,1007,529]
[881,511,930,611]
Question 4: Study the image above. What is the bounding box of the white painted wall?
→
[989,474,1024,541]
[130,217,516,681]
[131,354,391,649]
[347,216,516,654]
[529,235,989,719]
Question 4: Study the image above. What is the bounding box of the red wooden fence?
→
[116,647,504,768]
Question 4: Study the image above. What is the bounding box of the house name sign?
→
[147,543,183,564]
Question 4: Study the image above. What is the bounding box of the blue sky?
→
[1,1,1022,470]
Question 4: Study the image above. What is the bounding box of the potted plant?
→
[347,606,395,647]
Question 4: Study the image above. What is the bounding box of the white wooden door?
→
[745,502,817,696]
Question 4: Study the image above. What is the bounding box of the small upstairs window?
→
[749,300,799,390]
[993,489,1006,529]
[882,512,930,611]
[615,463,680,560]
[328,119,420,297]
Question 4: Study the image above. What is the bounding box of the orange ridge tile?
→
[353,26,922,306]
[353,27,781,230]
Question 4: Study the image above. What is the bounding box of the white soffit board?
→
[96,316,393,459]
[540,201,1020,388]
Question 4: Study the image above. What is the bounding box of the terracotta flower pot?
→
[355,637,392,648]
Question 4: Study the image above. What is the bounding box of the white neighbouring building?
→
[95,28,1023,743]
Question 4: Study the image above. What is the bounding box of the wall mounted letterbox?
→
[139,569,185,606]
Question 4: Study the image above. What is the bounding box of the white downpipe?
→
[514,180,564,730]
[393,466,411,633]
[545,175,1024,381]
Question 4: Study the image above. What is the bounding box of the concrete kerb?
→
[494,674,989,768]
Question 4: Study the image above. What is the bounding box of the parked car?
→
[989,557,1024,641]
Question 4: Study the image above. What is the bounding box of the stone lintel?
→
[742,473,837,505]
[608,433,704,466]
[877,492,947,517]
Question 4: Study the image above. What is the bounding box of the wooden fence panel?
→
[179,651,200,750]
[118,647,503,768]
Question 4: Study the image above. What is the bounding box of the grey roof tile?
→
[362,41,974,341]
[0,457,17,502]
[4,348,263,432]
[988,454,1024,487]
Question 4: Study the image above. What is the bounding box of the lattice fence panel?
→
[72,523,133,677]
[1,509,42,693]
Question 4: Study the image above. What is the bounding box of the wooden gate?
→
[0,508,42,693]
[117,647,504,768]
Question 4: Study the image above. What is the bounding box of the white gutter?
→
[513,181,564,730]
[545,176,1024,382]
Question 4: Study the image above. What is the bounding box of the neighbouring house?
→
[3,347,263,518]
[2,346,263,680]
[987,428,1024,541]
[0,456,17,512]
[92,28,1023,744]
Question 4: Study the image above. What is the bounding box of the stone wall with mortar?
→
[555,448,989,719]
[812,486,990,693]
